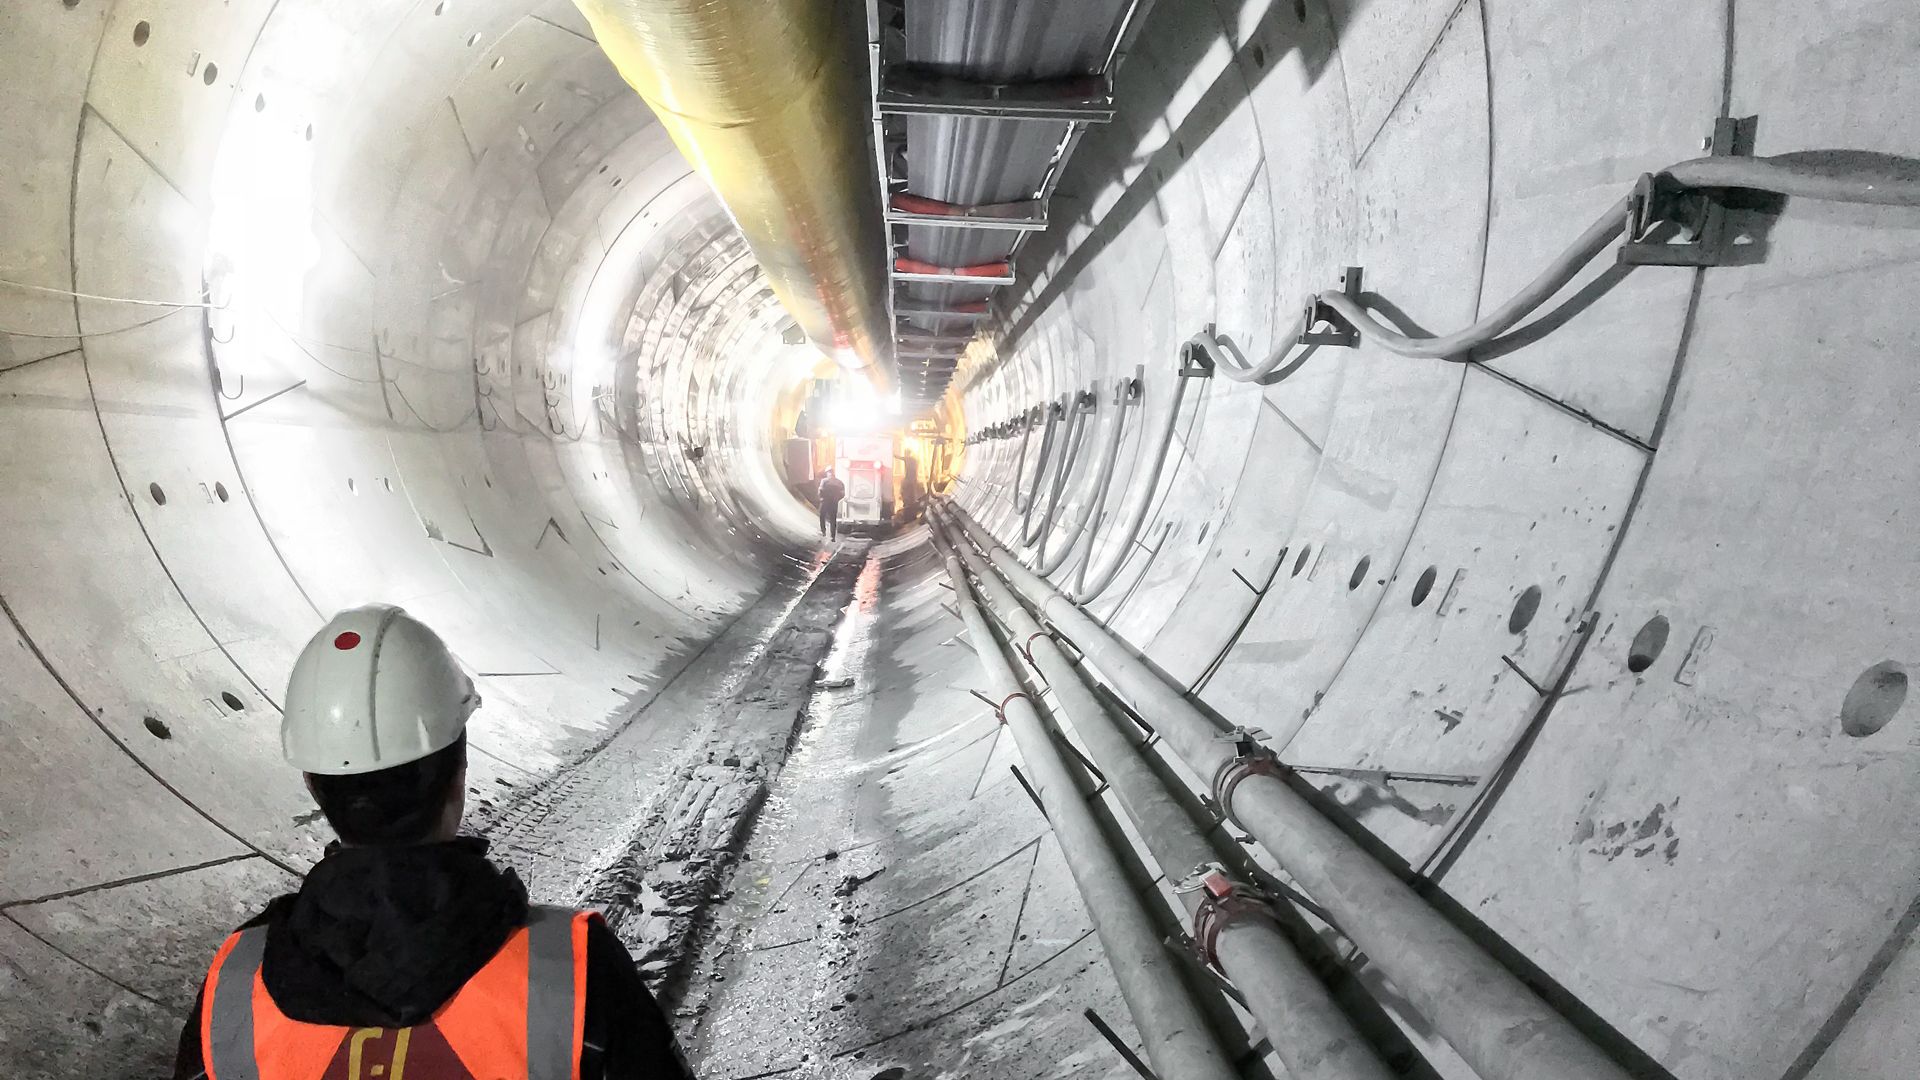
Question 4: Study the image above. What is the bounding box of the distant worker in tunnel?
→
[175,605,694,1080]
[817,467,846,541]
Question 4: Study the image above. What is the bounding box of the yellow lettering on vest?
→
[387,1027,411,1080]
[346,1029,380,1080]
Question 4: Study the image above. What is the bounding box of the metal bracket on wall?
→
[1178,332,1217,379]
[1299,267,1363,347]
[1619,116,1752,267]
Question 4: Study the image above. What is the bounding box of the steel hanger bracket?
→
[1299,267,1362,347]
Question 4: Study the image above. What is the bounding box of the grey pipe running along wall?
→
[953,2,1920,1079]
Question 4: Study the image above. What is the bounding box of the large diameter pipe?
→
[939,511,1397,1080]
[943,501,1635,1080]
[572,0,892,389]
[931,528,1239,1080]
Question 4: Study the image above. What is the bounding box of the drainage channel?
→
[535,541,876,1005]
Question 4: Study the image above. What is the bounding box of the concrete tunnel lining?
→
[3,0,1920,1078]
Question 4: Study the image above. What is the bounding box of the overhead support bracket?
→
[895,301,992,322]
[1299,267,1363,348]
[896,333,974,351]
[1618,116,1750,267]
[889,194,1050,232]
[893,257,1017,285]
[878,69,1116,123]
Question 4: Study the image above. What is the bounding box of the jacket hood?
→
[260,837,528,1027]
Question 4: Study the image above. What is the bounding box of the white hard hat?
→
[283,604,480,775]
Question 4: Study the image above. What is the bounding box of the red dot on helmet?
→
[334,631,362,650]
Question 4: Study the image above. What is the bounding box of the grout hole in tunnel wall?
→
[1251,43,1266,69]
[132,20,150,46]
[466,31,482,47]
[512,80,526,94]
[1411,565,1438,607]
[1508,585,1542,633]
[534,100,545,112]
[143,716,171,739]
[203,62,219,85]
[1348,555,1371,591]
[1627,615,1669,673]
[347,478,357,494]
[149,482,167,505]
[1841,661,1908,737]
[1292,545,1311,577]
[491,56,503,69]
[305,123,314,141]
[64,0,82,8]
[214,481,230,502]
[382,477,393,492]
[254,93,266,113]
[1293,0,1308,19]
[434,0,448,13]
[221,691,245,711]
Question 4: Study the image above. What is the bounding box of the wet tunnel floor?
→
[677,529,1138,1080]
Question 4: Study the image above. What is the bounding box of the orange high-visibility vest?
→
[199,906,592,1080]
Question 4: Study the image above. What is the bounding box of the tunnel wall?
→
[956,1,1920,1078]
[0,1,818,1074]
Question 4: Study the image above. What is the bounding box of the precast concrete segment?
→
[930,522,1241,1080]
[944,501,1635,1080]
[941,511,1399,1080]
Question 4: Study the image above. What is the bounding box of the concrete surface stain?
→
[1583,797,1681,863]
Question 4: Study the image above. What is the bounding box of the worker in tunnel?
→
[817,466,846,541]
[173,605,694,1080]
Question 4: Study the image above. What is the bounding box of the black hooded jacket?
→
[173,838,691,1079]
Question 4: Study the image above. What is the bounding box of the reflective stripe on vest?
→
[203,905,589,1080]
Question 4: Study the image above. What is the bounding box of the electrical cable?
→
[1025,389,1094,548]
[0,276,222,310]
[1072,367,1194,604]
[1034,379,1135,577]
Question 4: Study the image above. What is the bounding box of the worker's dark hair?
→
[305,734,467,845]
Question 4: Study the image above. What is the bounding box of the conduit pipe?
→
[939,510,1400,1080]
[929,525,1240,1080]
[1024,388,1096,548]
[942,500,1637,1080]
[572,0,893,389]
[1071,366,1197,603]
[1033,378,1137,577]
[1011,401,1058,516]
[1195,152,1920,367]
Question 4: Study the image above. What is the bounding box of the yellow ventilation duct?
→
[574,0,893,391]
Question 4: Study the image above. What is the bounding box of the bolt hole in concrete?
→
[149,481,167,505]
[870,1070,905,1080]
[132,20,150,46]
[305,123,314,141]
[434,0,448,13]
[143,716,171,740]
[490,56,503,70]
[1841,661,1909,737]
[346,477,357,494]
[254,93,265,113]
[466,31,482,47]
[1508,584,1542,633]
[63,0,81,9]
[1251,43,1266,69]
[1411,565,1438,607]
[1628,615,1669,673]
[1349,555,1371,590]
[1293,0,1308,19]
[214,481,229,502]
[221,691,245,711]
[202,62,218,85]
[1292,544,1311,577]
